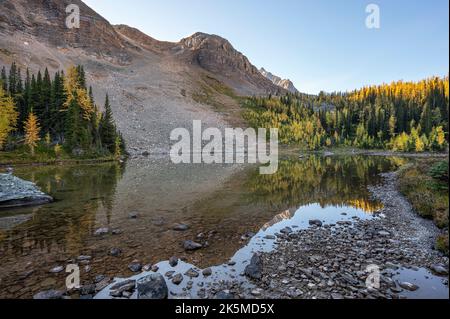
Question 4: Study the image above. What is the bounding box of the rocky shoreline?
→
[237,171,449,299]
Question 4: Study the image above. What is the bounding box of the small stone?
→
[309,220,323,227]
[228,260,236,266]
[151,265,159,272]
[109,248,122,257]
[184,268,199,278]
[430,264,448,276]
[399,282,419,291]
[49,266,64,273]
[202,268,212,277]
[128,212,139,219]
[378,231,390,237]
[251,289,262,297]
[307,283,316,289]
[143,264,152,272]
[111,229,122,235]
[173,223,189,231]
[128,262,142,273]
[77,255,92,262]
[80,284,96,295]
[264,235,276,240]
[94,227,109,236]
[280,227,293,234]
[183,240,202,251]
[33,290,64,299]
[172,273,183,285]
[169,256,179,267]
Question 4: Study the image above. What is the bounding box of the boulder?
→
[0,174,53,208]
[244,253,263,280]
[137,274,168,299]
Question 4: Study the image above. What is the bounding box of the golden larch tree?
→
[24,112,41,156]
[0,87,18,150]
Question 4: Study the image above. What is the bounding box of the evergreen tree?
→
[99,94,117,153]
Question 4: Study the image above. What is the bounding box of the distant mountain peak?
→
[260,68,299,94]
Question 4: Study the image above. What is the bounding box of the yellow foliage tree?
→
[415,136,425,152]
[24,112,41,156]
[0,87,18,150]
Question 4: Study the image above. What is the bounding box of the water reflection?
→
[0,155,404,298]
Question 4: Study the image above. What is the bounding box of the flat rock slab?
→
[0,174,53,208]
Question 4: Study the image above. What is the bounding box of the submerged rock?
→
[183,240,202,251]
[173,223,189,231]
[0,174,53,208]
[137,274,168,299]
[94,227,109,236]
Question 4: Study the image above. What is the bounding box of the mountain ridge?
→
[260,67,299,94]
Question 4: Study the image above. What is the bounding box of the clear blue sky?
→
[84,0,449,94]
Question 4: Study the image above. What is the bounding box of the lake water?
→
[0,154,444,298]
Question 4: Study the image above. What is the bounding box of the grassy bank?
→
[0,145,118,166]
[398,158,449,254]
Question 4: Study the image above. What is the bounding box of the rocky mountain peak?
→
[260,68,299,94]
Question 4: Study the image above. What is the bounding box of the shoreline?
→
[0,157,123,168]
[92,167,449,300]
[239,170,448,299]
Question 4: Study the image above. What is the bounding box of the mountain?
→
[0,0,285,154]
[260,67,299,94]
[173,33,280,96]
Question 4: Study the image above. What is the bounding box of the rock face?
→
[0,174,53,208]
[174,33,281,95]
[0,0,132,65]
[260,68,299,94]
[136,274,168,299]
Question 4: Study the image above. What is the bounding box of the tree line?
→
[244,76,448,151]
[0,62,126,158]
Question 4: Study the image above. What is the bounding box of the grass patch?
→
[0,145,116,166]
[398,159,449,254]
[192,74,240,112]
